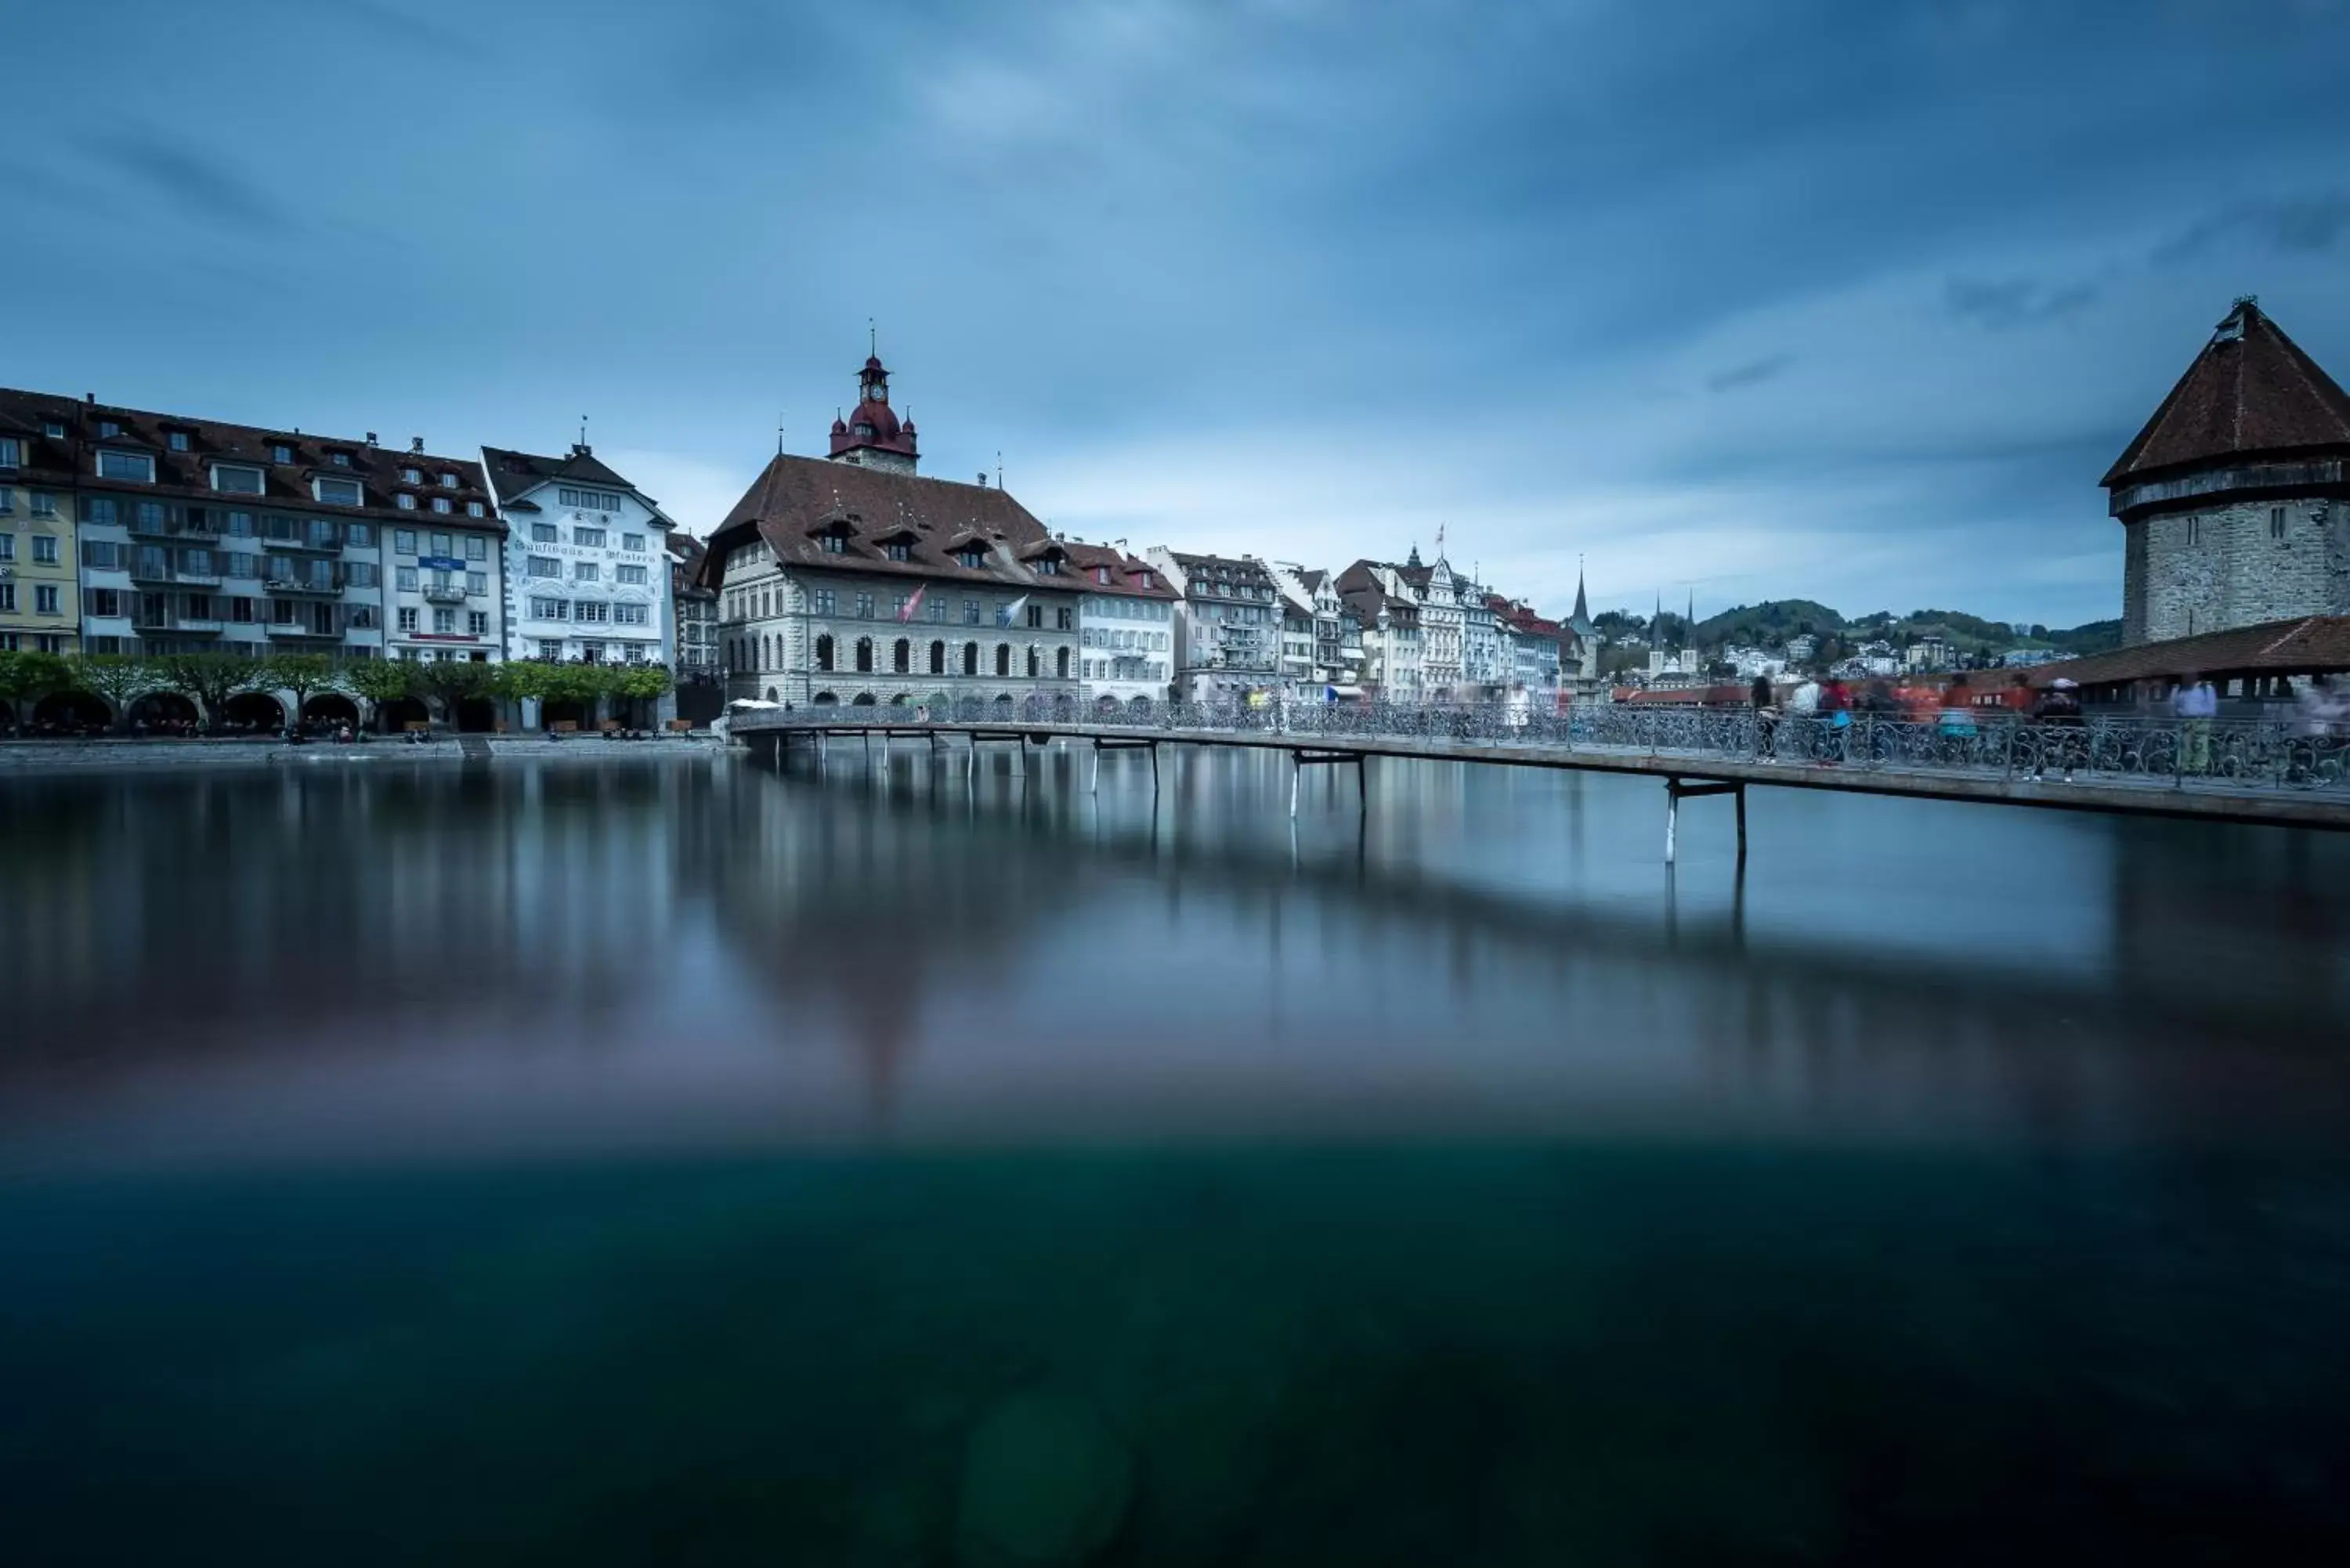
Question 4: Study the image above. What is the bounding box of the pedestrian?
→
[2030,677,2084,781]
[1938,673,1978,755]
[2173,671,2218,774]
[1749,673,1778,760]
[1821,677,1853,764]
[2293,674,2344,780]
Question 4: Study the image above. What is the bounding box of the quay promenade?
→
[732,699,2350,851]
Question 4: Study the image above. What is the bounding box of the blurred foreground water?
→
[4,746,2348,1564]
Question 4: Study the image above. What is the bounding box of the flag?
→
[997,594,1029,627]
[897,584,925,623]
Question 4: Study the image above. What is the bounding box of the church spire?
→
[828,343,919,474]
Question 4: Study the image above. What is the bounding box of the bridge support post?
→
[1289,748,1368,820]
[1664,776,1744,866]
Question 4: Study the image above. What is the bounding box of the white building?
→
[483,443,675,670]
[1066,541,1177,709]
[1395,546,1464,696]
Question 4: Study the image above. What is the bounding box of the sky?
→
[11,0,2350,630]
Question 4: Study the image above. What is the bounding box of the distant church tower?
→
[828,353,920,475]
[2105,297,2350,645]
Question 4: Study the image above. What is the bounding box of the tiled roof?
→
[481,444,643,509]
[2024,616,2350,688]
[1061,540,1179,599]
[696,453,1064,593]
[2103,299,2350,486]
[0,386,500,527]
[667,533,714,600]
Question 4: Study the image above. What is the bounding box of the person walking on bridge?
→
[2030,677,2084,782]
[2174,673,2218,775]
[1750,674,1778,761]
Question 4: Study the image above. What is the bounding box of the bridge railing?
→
[740,699,2350,794]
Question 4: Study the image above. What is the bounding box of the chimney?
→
[85,392,95,404]
[977,472,988,486]
[365,432,378,447]
[410,437,424,454]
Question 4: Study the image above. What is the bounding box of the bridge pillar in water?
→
[1664,776,1746,865]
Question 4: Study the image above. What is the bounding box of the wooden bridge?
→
[727,708,2350,859]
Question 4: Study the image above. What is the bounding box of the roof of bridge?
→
[2025,615,2350,687]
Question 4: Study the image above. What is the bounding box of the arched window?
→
[1025,645,1039,679]
[1056,646,1070,679]
[995,643,1010,677]
[764,634,774,669]
[855,636,873,674]
[962,641,979,677]
[892,638,910,674]
[815,634,834,672]
[929,640,945,675]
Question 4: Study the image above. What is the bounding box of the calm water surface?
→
[4,746,2349,1565]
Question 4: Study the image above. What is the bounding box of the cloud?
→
[1943,276,2099,331]
[2152,193,2350,264]
[85,127,290,233]
[1705,354,1795,393]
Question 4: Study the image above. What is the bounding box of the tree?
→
[65,654,156,734]
[261,653,337,723]
[494,659,558,707]
[341,657,418,732]
[0,650,76,732]
[414,658,497,726]
[156,652,268,734]
[611,663,673,725]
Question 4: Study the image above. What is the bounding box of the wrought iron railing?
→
[743,699,2350,794]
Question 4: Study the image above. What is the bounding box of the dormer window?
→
[168,431,191,452]
[330,451,351,468]
[313,475,363,507]
[431,497,452,514]
[210,463,264,495]
[1036,557,1061,576]
[467,500,485,518]
[402,468,421,484]
[1093,566,1110,585]
[42,421,65,440]
[820,533,848,555]
[1138,572,1155,589]
[0,437,18,469]
[97,450,154,483]
[884,542,911,562]
[439,473,457,488]
[97,420,121,439]
[956,547,985,569]
[397,493,418,510]
[271,443,294,464]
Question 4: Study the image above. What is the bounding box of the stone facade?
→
[2125,499,2347,644]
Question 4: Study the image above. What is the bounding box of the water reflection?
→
[5,750,2350,1563]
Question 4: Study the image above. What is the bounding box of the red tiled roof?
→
[696,453,1059,593]
[2021,616,2350,688]
[1061,540,1179,600]
[0,386,499,527]
[2103,299,2350,486]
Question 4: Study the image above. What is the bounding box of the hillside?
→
[1614,599,2123,660]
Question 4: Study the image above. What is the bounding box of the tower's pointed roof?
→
[1568,568,1593,638]
[2102,298,2350,487]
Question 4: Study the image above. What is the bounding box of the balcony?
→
[264,572,342,597]
[265,620,342,640]
[421,582,469,605]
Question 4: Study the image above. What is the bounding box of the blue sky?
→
[13,0,2349,627]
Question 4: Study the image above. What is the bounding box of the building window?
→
[34,584,59,614]
[956,547,985,569]
[270,443,293,464]
[531,598,569,620]
[819,533,846,555]
[396,566,419,591]
[928,640,945,674]
[166,430,190,452]
[1025,645,1039,678]
[559,487,622,511]
[0,439,20,468]
[348,523,373,547]
[402,468,422,485]
[465,536,486,562]
[623,534,645,552]
[33,535,59,564]
[615,603,648,625]
[348,562,378,587]
[855,636,873,673]
[1057,646,1071,679]
[469,611,488,636]
[313,477,362,506]
[1024,603,1043,629]
[98,450,155,483]
[1057,605,1076,630]
[575,562,599,583]
[962,641,979,677]
[96,421,119,438]
[395,529,417,555]
[526,556,560,579]
[2272,505,2287,540]
[540,639,563,659]
[577,602,609,623]
[210,464,263,494]
[429,533,452,557]
[331,452,352,468]
[963,598,981,625]
[815,634,835,670]
[995,643,1010,677]
[0,584,12,612]
[431,497,452,514]
[574,527,605,548]
[429,607,454,634]
[884,542,911,562]
[397,493,418,510]
[439,472,457,489]
[2187,515,2200,547]
[855,591,874,619]
[580,641,604,663]
[891,638,910,673]
[812,589,835,616]
[1036,558,1061,576]
[397,607,418,632]
[616,564,648,585]
[467,501,485,518]
[466,572,487,596]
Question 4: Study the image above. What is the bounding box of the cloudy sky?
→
[14,0,2349,627]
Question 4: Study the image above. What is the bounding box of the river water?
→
[3,746,2348,1565]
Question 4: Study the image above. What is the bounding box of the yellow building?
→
[0,406,80,653]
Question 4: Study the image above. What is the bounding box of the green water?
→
[3,753,2348,1563]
